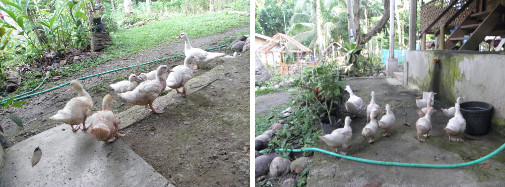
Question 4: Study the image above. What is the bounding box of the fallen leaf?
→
[363,184,381,187]
[59,60,66,65]
[268,115,275,120]
[106,152,112,158]
[7,114,23,128]
[0,125,3,133]
[52,76,62,80]
[482,164,490,169]
[32,147,42,167]
[403,123,411,127]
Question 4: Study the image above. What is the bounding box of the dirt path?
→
[122,52,250,186]
[255,91,295,114]
[0,26,248,145]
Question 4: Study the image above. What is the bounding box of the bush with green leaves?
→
[294,61,344,125]
[266,61,344,158]
[0,0,90,63]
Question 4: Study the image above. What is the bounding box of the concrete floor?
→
[308,78,505,186]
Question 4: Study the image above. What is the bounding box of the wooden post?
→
[409,0,417,50]
[439,26,445,50]
[421,34,426,50]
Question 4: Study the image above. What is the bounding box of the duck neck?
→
[424,113,432,121]
[77,87,91,99]
[102,101,112,111]
[371,95,375,104]
[184,37,192,51]
[347,89,354,97]
[455,104,462,117]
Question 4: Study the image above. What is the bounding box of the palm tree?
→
[286,0,335,58]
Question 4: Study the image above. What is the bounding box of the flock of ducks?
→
[49,33,235,143]
[319,85,467,155]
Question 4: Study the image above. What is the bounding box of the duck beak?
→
[168,68,174,73]
[136,76,142,80]
[177,34,182,39]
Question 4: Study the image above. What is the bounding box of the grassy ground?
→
[7,12,248,98]
[255,101,291,136]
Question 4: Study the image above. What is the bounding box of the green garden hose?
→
[1,44,228,105]
[261,143,505,168]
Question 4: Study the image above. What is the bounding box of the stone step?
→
[393,71,403,82]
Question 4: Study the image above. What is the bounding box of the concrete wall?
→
[406,50,505,134]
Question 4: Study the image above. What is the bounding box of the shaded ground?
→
[307,78,505,186]
[0,26,248,145]
[255,91,295,114]
[122,52,250,186]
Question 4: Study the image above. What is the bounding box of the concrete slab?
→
[0,124,170,187]
[307,78,505,186]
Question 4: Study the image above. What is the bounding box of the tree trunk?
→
[315,0,323,58]
[396,2,402,47]
[146,0,151,13]
[210,0,215,12]
[124,0,133,16]
[352,0,360,44]
[359,0,390,46]
[346,0,353,42]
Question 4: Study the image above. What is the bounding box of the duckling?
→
[319,116,353,155]
[165,65,193,96]
[362,110,379,144]
[87,94,124,143]
[110,74,141,93]
[416,92,436,108]
[416,107,436,142]
[366,91,380,123]
[444,103,466,142]
[138,73,148,81]
[378,104,395,137]
[118,65,173,113]
[442,97,464,118]
[417,98,433,117]
[49,80,93,132]
[344,85,365,117]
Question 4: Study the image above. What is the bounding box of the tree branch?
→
[359,0,390,45]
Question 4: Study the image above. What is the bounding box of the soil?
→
[122,52,250,186]
[0,26,249,146]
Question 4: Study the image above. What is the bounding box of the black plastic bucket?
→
[460,101,493,135]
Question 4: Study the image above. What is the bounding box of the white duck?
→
[362,109,379,144]
[165,65,193,96]
[143,69,158,81]
[344,85,365,117]
[442,97,464,118]
[444,103,466,142]
[49,80,93,132]
[415,107,436,142]
[138,73,148,81]
[416,92,436,108]
[319,116,353,154]
[87,94,124,143]
[220,52,237,61]
[178,33,226,69]
[118,65,172,113]
[110,74,140,93]
[366,91,380,123]
[417,98,433,117]
[378,104,395,137]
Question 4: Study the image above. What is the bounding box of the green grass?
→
[5,12,248,97]
[255,101,292,136]
[104,12,249,59]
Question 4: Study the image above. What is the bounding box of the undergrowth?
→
[4,12,248,98]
